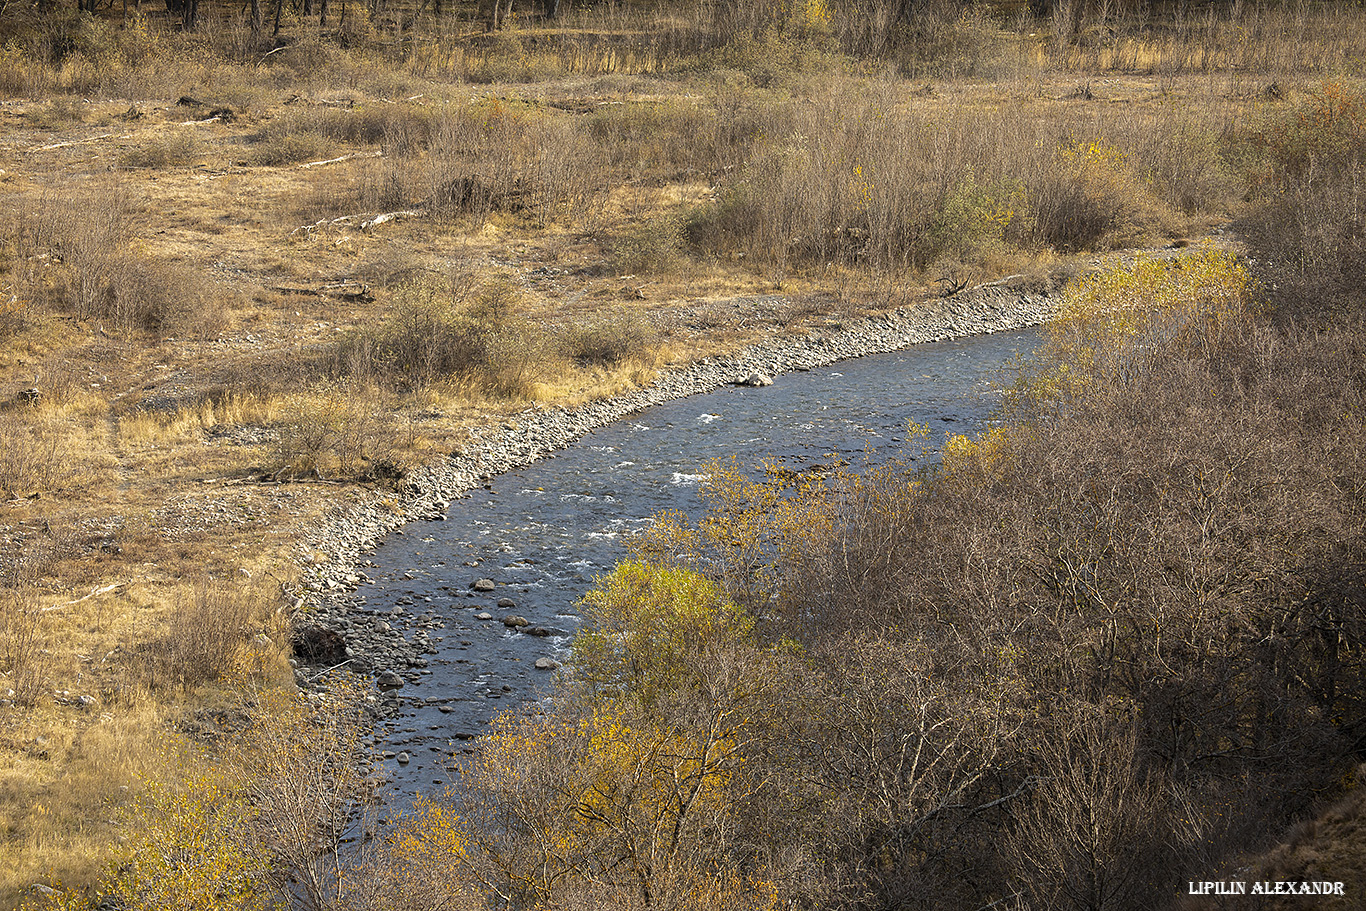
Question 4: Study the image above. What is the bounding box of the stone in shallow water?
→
[471,578,496,592]
[535,657,561,670]
[502,615,530,628]
[376,670,404,690]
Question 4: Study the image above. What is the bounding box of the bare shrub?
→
[402,102,608,228]
[246,112,337,166]
[0,414,73,496]
[1240,83,1366,318]
[688,87,1178,273]
[1025,137,1155,251]
[13,190,221,337]
[585,97,752,181]
[273,387,399,480]
[613,212,686,274]
[231,678,372,911]
[117,129,203,169]
[1007,704,1174,911]
[328,274,548,399]
[149,581,260,692]
[561,308,657,367]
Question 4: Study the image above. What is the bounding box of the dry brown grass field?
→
[0,0,1363,905]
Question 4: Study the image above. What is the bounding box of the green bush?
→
[929,170,1028,264]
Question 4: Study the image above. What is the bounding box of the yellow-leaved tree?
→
[452,562,779,911]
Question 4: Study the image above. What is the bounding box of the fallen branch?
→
[289,209,422,237]
[42,582,123,613]
[299,150,383,169]
[290,214,364,237]
[268,280,372,301]
[361,209,421,231]
[31,133,132,153]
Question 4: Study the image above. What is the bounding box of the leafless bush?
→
[1007,704,1174,911]
[13,189,221,337]
[0,414,73,497]
[1240,84,1366,319]
[231,677,372,911]
[246,113,337,166]
[273,386,399,480]
[613,213,686,274]
[149,581,260,692]
[327,274,548,398]
[561,308,657,367]
[117,129,203,169]
[406,103,609,228]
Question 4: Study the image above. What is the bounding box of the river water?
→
[354,328,1041,804]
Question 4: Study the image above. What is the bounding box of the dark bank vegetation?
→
[3,0,1366,904]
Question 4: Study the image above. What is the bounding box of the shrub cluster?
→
[327,275,545,396]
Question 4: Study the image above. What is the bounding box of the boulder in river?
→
[735,372,773,387]
[535,657,561,670]
[502,615,530,628]
[376,670,405,690]
[471,578,496,592]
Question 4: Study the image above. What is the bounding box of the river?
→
[350,327,1041,804]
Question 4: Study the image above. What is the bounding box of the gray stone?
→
[471,578,496,592]
[534,657,561,670]
[376,670,405,690]
[502,616,530,628]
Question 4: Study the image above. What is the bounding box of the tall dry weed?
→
[0,590,47,707]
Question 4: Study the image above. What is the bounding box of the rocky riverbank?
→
[289,275,1061,687]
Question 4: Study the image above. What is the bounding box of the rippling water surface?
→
[354,328,1041,802]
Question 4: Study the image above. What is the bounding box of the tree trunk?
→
[273,0,284,36]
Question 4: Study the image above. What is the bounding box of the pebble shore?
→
[291,278,1060,684]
